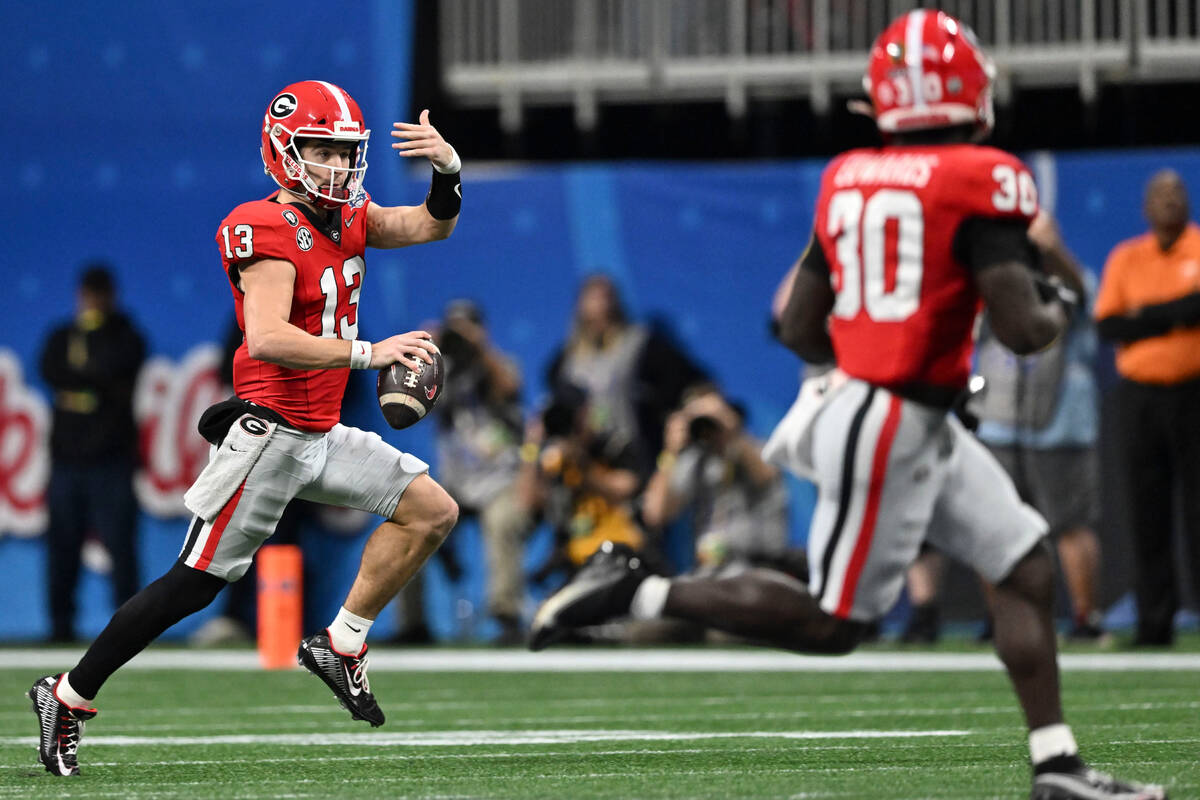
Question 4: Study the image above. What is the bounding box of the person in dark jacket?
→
[546,274,707,479]
[40,263,147,642]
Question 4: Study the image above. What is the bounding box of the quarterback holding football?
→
[29,80,463,776]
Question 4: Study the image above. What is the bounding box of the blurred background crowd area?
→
[5,0,1200,644]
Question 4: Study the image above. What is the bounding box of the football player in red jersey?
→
[529,12,1165,800]
[29,80,463,775]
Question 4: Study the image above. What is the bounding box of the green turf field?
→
[1,648,1196,799]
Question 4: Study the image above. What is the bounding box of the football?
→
[376,351,446,429]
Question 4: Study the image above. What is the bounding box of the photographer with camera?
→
[642,385,794,577]
[418,300,534,645]
[547,274,708,478]
[519,383,646,586]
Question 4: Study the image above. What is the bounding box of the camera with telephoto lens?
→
[439,299,485,369]
[438,326,477,368]
[542,383,588,440]
[686,415,723,447]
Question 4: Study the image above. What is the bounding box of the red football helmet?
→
[863,10,995,136]
[261,80,370,209]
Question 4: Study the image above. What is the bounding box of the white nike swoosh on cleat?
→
[343,665,362,697]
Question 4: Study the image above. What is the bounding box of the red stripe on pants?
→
[194,480,247,571]
[835,395,903,618]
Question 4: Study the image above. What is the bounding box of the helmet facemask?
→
[267,123,370,210]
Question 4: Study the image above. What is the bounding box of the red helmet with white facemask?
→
[260,80,370,209]
[863,10,995,137]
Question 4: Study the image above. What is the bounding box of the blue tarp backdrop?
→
[4,2,1195,640]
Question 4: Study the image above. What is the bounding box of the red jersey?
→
[813,144,1038,393]
[216,191,370,432]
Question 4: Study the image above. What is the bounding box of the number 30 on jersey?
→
[828,165,1036,322]
[828,189,923,322]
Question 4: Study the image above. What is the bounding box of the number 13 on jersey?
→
[221,224,254,259]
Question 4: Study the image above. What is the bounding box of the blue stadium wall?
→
[3,3,1194,640]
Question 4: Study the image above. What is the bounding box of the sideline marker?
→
[257,544,303,669]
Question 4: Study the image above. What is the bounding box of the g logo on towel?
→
[239,417,270,437]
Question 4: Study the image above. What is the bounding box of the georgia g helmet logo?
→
[260,81,371,210]
[270,93,298,119]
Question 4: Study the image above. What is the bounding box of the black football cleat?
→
[899,603,941,645]
[1065,612,1112,645]
[298,631,385,727]
[529,541,649,652]
[28,674,97,777]
[1032,767,1167,800]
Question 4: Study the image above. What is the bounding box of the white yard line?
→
[0,744,989,770]
[2,648,1199,672]
[0,727,968,748]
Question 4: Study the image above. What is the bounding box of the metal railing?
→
[440,0,1200,131]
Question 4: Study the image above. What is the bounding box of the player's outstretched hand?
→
[392,110,455,170]
[371,331,439,371]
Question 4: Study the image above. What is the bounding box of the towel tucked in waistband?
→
[183,412,277,521]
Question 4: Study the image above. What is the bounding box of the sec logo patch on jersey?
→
[296,227,313,251]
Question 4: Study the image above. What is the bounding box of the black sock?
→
[1033,753,1087,776]
[69,561,227,699]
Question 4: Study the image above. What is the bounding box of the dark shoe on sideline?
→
[298,631,384,727]
[493,616,525,647]
[1132,631,1174,647]
[46,628,77,645]
[389,623,434,646]
[900,604,941,644]
[28,675,97,777]
[1066,614,1112,645]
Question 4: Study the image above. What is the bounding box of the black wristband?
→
[426,167,461,220]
